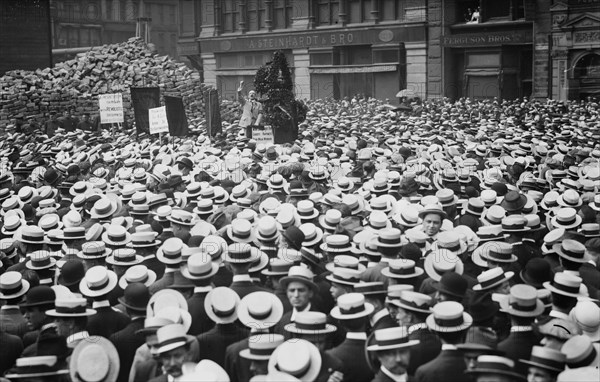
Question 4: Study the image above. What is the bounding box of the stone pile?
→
[0,37,238,128]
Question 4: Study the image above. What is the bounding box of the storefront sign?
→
[200,26,425,53]
[442,30,532,47]
[98,93,124,124]
[177,42,199,56]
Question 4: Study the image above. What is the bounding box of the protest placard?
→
[98,93,124,124]
[252,125,274,145]
[149,106,169,134]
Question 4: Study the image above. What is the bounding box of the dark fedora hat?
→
[43,168,61,186]
[118,282,150,312]
[500,191,527,212]
[433,272,468,299]
[283,225,305,251]
[37,331,71,360]
[20,285,55,308]
[520,258,553,289]
[57,260,85,287]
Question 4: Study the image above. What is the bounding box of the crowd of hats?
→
[0,95,599,381]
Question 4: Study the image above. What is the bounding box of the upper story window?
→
[247,0,267,31]
[221,0,239,33]
[348,0,370,24]
[273,0,293,29]
[315,0,340,26]
[457,0,525,24]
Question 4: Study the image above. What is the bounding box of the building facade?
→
[549,0,600,101]
[51,0,179,62]
[178,0,429,101]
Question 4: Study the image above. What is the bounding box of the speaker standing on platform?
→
[237,80,263,138]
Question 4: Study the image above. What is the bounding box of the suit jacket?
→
[186,291,215,336]
[497,330,539,375]
[580,262,600,300]
[87,306,131,338]
[147,373,168,382]
[326,336,373,382]
[415,349,466,382]
[110,317,145,382]
[0,331,23,375]
[229,280,270,299]
[0,306,29,337]
[149,271,176,295]
[140,255,165,280]
[315,351,346,382]
[369,312,397,335]
[224,337,251,382]
[360,262,389,285]
[371,369,414,382]
[197,323,249,367]
[213,266,233,288]
[408,326,442,376]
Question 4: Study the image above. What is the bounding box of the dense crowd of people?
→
[0,96,599,382]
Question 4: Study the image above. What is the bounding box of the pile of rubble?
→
[0,37,239,129]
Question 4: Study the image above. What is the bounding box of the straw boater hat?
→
[389,290,433,314]
[499,284,544,318]
[156,237,187,265]
[26,250,57,271]
[473,267,514,291]
[4,356,69,380]
[119,264,157,289]
[478,241,517,263]
[426,301,473,332]
[46,296,96,317]
[430,231,468,255]
[0,271,30,299]
[79,266,118,298]
[280,266,319,293]
[423,249,464,281]
[204,287,240,324]
[330,293,374,320]
[520,346,566,374]
[268,339,321,382]
[77,241,111,260]
[552,239,587,263]
[240,334,285,361]
[543,272,587,298]
[366,326,420,352]
[465,355,526,381]
[152,323,195,355]
[69,336,120,382]
[180,252,219,281]
[381,259,424,279]
[227,218,257,244]
[237,291,284,329]
[325,254,366,273]
[105,248,143,267]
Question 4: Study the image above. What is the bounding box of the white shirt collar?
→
[67,331,90,345]
[379,258,392,264]
[194,286,212,294]
[346,332,367,340]
[291,303,311,322]
[549,310,571,320]
[1,305,19,310]
[589,259,597,267]
[510,326,532,332]
[408,323,429,334]
[381,366,407,382]
[442,344,457,351]
[370,308,390,327]
[41,322,56,332]
[164,268,178,274]
[233,274,252,282]
[92,300,110,309]
[368,261,380,268]
[563,270,580,276]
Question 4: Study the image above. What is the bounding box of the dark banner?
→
[204,89,222,137]
[130,87,160,136]
[165,96,189,137]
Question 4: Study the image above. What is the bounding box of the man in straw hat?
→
[180,251,219,336]
[464,355,526,382]
[327,293,375,382]
[496,284,545,375]
[415,301,473,382]
[148,323,195,382]
[283,311,345,381]
[45,295,96,349]
[520,346,566,382]
[0,271,31,337]
[366,326,421,382]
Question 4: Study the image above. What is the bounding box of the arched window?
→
[574,53,600,79]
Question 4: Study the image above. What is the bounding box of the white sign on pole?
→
[149,106,169,134]
[98,93,124,124]
[252,125,274,145]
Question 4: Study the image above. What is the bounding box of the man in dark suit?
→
[20,285,56,354]
[181,253,218,336]
[109,283,149,382]
[355,282,396,335]
[0,329,23,375]
[388,291,441,376]
[225,243,270,299]
[367,326,421,382]
[0,271,31,337]
[415,301,472,382]
[150,237,186,295]
[79,266,130,338]
[198,287,248,367]
[580,237,600,299]
[149,324,194,382]
[327,293,375,382]
[496,284,545,376]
